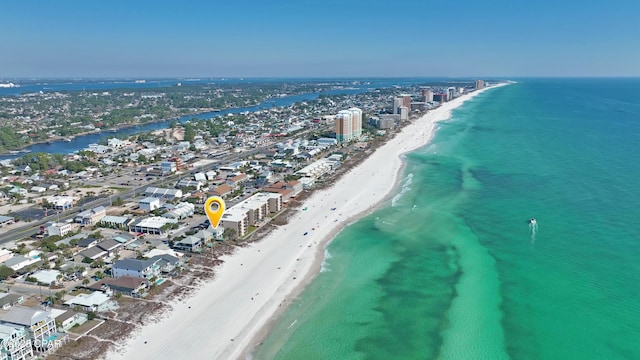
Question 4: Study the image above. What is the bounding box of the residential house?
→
[194,229,216,242]
[112,259,160,279]
[148,254,180,274]
[96,239,122,257]
[0,306,67,351]
[1,255,38,272]
[53,310,86,332]
[31,270,61,286]
[89,276,150,297]
[0,324,34,360]
[173,236,201,253]
[8,187,27,197]
[15,165,31,173]
[75,247,107,263]
[64,292,112,312]
[30,186,47,193]
[112,233,135,245]
[76,237,99,248]
[0,294,24,311]
[40,183,60,192]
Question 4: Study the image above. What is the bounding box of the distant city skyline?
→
[2,0,639,78]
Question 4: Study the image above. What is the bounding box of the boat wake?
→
[529,218,538,242]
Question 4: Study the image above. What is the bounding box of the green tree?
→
[223,228,237,241]
[0,266,15,280]
[184,123,196,142]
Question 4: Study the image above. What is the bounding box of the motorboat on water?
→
[530,218,537,225]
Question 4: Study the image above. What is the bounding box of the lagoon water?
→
[255,79,640,359]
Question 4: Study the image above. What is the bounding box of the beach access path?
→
[111,84,506,360]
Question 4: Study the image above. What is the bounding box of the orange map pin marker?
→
[204,196,226,229]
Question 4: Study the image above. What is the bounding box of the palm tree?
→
[223,228,236,241]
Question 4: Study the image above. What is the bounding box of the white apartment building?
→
[45,222,73,237]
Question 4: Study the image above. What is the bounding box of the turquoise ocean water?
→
[254,79,640,360]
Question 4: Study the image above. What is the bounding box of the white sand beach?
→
[112,84,504,360]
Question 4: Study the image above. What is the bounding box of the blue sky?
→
[1,0,639,78]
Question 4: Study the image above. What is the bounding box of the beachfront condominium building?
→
[335,108,363,143]
[475,80,485,90]
[220,192,283,237]
[393,95,412,114]
[447,87,457,101]
[433,93,448,102]
[348,108,362,138]
[221,208,249,238]
[398,106,409,121]
[422,89,434,102]
[401,94,412,109]
[335,110,352,143]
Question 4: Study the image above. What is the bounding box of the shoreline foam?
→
[111,83,507,360]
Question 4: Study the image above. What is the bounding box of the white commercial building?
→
[46,222,74,237]
[139,197,161,212]
[144,187,183,200]
[129,217,178,235]
[45,195,76,210]
[163,202,195,220]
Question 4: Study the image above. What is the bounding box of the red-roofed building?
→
[263,180,302,201]
[210,184,233,198]
[227,173,248,187]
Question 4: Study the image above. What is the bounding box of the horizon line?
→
[2,75,640,81]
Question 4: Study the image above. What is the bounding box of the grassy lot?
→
[68,319,103,335]
[107,187,127,192]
